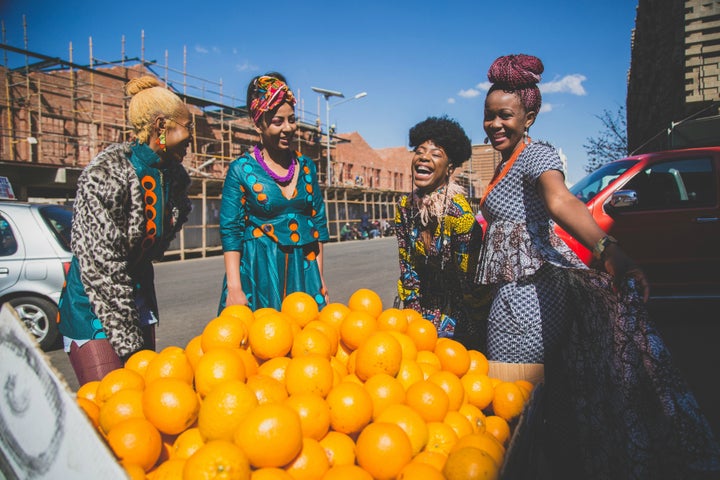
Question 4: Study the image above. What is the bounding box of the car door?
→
[0,209,24,296]
[604,154,720,294]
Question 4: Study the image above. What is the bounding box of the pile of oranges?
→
[76,288,534,480]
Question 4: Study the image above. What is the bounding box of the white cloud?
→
[540,103,554,113]
[195,45,209,54]
[236,61,258,72]
[475,81,492,91]
[447,98,456,104]
[540,74,587,96]
[458,88,481,99]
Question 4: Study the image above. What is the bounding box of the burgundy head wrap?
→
[249,76,296,124]
[487,54,544,113]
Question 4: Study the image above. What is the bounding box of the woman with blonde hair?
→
[59,76,193,385]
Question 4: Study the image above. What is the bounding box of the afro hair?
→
[408,116,472,168]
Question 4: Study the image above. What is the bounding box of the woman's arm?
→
[223,250,248,306]
[538,169,649,301]
[219,161,249,306]
[395,199,422,310]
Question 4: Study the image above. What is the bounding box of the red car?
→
[556,147,720,300]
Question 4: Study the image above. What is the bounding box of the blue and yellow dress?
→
[218,151,329,312]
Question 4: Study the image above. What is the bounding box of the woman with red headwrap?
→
[218,72,329,312]
[477,54,719,478]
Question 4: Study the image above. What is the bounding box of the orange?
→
[76,379,101,404]
[256,356,291,384]
[397,461,445,480]
[354,331,403,381]
[347,288,383,318]
[458,403,487,434]
[254,307,277,319]
[246,374,288,405]
[333,340,353,367]
[428,370,465,411]
[363,372,406,419]
[144,347,194,385]
[251,468,294,480]
[491,381,526,422]
[233,404,303,468]
[325,381,373,435]
[183,439,251,480]
[283,437,330,480]
[319,431,356,467]
[375,404,429,455]
[284,392,331,440]
[461,373,495,410]
[77,397,100,429]
[184,335,205,371]
[424,421,459,456]
[171,427,205,459]
[450,432,505,467]
[411,450,448,471]
[321,465,373,480]
[387,331,418,361]
[235,348,259,377]
[303,320,339,356]
[418,361,441,380]
[201,315,249,352]
[142,377,199,435]
[443,446,499,480]
[291,327,333,358]
[281,291,320,327]
[443,410,475,439]
[467,349,490,375]
[345,350,357,375]
[106,418,162,472]
[376,307,408,332]
[403,308,424,324]
[198,379,258,442]
[515,379,534,398]
[483,415,511,446]
[285,354,334,398]
[122,462,147,480]
[405,318,438,351]
[416,350,442,369]
[96,368,146,405]
[355,421,413,480]
[434,338,471,377]
[194,347,247,398]
[395,359,425,390]
[125,349,159,378]
[220,304,255,329]
[339,310,377,351]
[329,355,348,378]
[318,302,351,330]
[148,458,185,479]
[405,380,450,423]
[99,389,145,434]
[248,311,294,360]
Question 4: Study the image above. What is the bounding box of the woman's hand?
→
[602,244,650,302]
[226,285,249,307]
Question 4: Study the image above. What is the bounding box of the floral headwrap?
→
[249,76,296,124]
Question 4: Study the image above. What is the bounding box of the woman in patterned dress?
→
[218,73,329,312]
[58,76,192,385]
[394,116,486,346]
[478,54,719,479]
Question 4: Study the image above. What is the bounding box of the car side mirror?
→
[606,189,638,212]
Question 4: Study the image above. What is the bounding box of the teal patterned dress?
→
[218,151,329,312]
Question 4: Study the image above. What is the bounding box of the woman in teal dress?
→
[218,73,330,312]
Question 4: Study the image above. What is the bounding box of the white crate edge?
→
[0,303,128,479]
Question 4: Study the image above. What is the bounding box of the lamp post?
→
[311,87,367,186]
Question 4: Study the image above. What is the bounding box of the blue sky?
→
[1,1,637,184]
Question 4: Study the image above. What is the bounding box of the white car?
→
[0,201,73,350]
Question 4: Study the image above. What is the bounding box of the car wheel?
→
[9,296,60,351]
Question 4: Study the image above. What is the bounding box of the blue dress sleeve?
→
[220,160,247,252]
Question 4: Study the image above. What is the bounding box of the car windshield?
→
[569,159,639,203]
[39,205,73,251]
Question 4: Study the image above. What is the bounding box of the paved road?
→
[44,237,719,438]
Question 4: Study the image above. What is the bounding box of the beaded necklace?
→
[253,145,296,184]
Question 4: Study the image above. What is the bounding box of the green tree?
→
[583,106,628,173]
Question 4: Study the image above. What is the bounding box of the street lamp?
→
[311,87,367,186]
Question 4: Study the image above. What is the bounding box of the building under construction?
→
[0,39,498,258]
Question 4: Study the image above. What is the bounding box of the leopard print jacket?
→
[71,142,191,357]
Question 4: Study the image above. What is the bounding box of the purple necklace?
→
[253,145,296,184]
